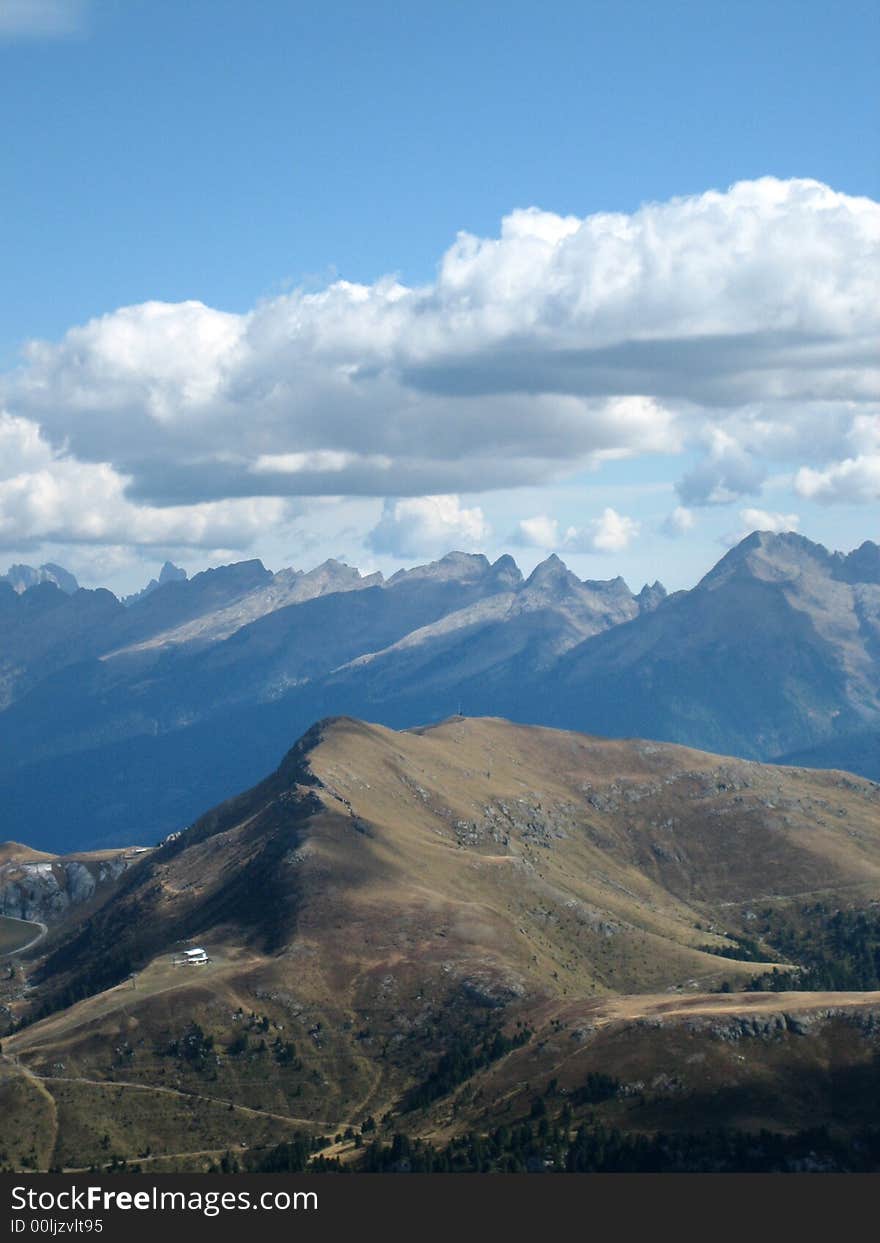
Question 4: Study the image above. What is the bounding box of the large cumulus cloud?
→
[0,411,292,551]
[368,495,490,558]
[1,177,878,553]
[794,414,880,503]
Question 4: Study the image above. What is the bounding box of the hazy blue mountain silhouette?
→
[0,533,876,852]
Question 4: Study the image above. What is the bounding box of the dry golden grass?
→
[0,1062,57,1170]
[45,1077,311,1171]
[421,989,880,1142]
[0,842,57,865]
[4,716,880,1168]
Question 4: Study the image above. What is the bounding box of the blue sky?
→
[0,0,877,594]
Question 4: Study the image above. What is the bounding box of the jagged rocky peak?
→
[124,560,187,605]
[834,540,880,585]
[636,580,667,612]
[581,573,635,599]
[2,562,79,595]
[158,558,272,602]
[123,558,271,612]
[158,561,187,586]
[305,558,383,588]
[524,554,585,594]
[189,558,271,590]
[388,551,493,586]
[489,553,524,590]
[708,531,880,591]
[699,530,834,590]
[270,559,383,605]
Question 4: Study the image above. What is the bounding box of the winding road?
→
[0,915,48,957]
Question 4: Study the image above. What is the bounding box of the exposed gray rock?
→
[459,971,526,1008]
[123,561,188,606]
[2,563,79,595]
[0,852,135,923]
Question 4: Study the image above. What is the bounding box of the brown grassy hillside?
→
[2,716,879,1171]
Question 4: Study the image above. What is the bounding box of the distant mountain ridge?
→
[0,532,877,852]
[1,562,78,595]
[122,560,187,606]
[535,531,880,759]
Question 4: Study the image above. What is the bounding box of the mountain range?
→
[0,531,877,853]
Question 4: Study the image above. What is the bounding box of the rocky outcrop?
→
[123,560,188,606]
[636,581,667,612]
[652,1006,880,1043]
[1,563,79,595]
[0,852,137,923]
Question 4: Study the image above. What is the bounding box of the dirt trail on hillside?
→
[4,1059,59,1167]
[571,988,880,1029]
[0,916,47,957]
[38,1072,335,1130]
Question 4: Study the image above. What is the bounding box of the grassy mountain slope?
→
[2,716,880,1171]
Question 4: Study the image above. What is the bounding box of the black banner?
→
[2,1173,875,1241]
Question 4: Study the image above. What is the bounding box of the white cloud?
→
[0,412,52,477]
[662,505,696,537]
[568,507,641,554]
[793,414,880,503]
[367,495,490,558]
[513,506,640,554]
[0,0,87,39]
[676,428,766,506]
[512,514,560,549]
[722,507,800,546]
[739,508,800,534]
[795,456,880,504]
[0,178,877,565]
[3,179,876,518]
[0,411,293,551]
